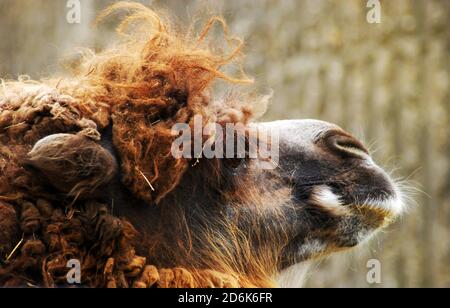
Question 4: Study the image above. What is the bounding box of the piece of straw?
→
[6,234,24,262]
[137,168,155,191]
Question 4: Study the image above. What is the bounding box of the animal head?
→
[112,119,403,287]
[0,2,405,288]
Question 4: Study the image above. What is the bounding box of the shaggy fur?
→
[0,2,259,288]
[0,2,404,289]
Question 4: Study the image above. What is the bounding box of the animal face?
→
[256,120,403,268]
[104,118,404,281]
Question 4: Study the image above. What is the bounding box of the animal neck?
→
[276,261,313,288]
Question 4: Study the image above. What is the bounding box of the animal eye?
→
[225,158,244,169]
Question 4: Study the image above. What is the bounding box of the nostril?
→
[327,133,369,159]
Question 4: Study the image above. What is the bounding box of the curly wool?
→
[0,198,241,288]
[0,2,262,288]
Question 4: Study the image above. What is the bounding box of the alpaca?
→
[0,2,404,288]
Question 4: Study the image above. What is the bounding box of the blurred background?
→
[0,0,448,287]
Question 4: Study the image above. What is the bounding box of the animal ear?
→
[24,132,117,199]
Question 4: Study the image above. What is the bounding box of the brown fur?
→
[0,2,268,287]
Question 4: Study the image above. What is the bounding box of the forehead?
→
[256,119,342,149]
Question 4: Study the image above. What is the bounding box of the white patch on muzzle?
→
[311,186,349,216]
[361,186,405,217]
[312,184,406,217]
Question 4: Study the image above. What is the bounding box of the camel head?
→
[0,3,406,288]
[89,117,405,287]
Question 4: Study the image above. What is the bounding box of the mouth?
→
[312,185,405,222]
[279,178,407,271]
[355,192,404,219]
